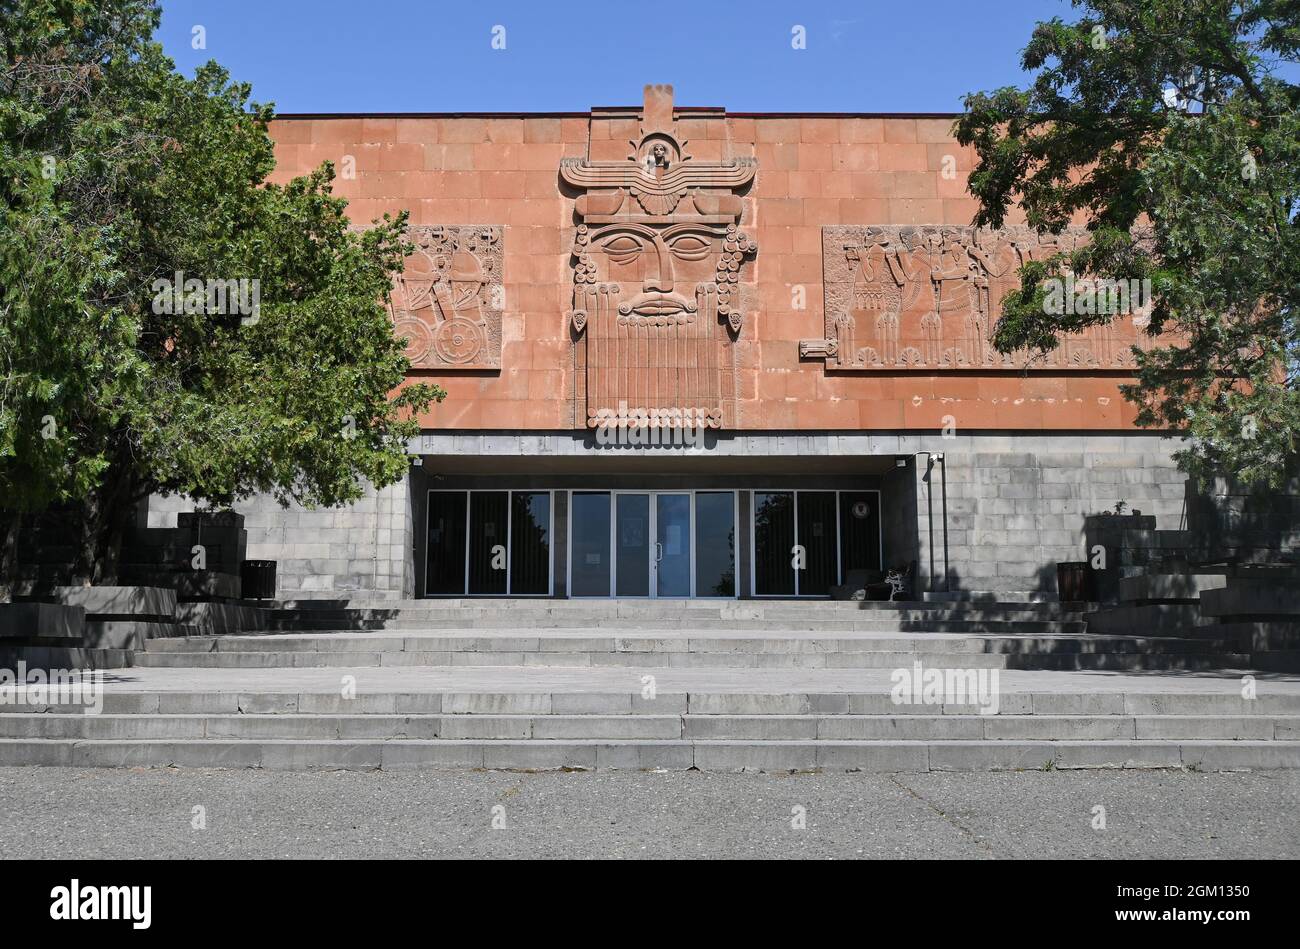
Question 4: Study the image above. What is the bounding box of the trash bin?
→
[1055,561,1096,603]
[240,560,277,600]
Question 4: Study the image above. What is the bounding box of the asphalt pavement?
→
[1,766,1295,859]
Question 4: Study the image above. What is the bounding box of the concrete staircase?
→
[135,628,1248,671]
[265,598,1089,633]
[1,678,1297,771]
[3,598,1298,771]
[152,598,1253,672]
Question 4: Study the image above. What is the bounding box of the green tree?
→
[0,0,444,590]
[956,0,1299,485]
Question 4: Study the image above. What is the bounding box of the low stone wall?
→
[147,481,412,600]
[1185,471,1300,562]
[0,601,135,670]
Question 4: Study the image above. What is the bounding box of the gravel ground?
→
[0,766,1296,859]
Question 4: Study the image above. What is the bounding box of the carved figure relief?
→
[803,225,1156,371]
[561,85,757,429]
[389,225,504,370]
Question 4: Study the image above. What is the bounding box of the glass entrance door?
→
[570,491,736,599]
[612,492,693,597]
[654,493,691,597]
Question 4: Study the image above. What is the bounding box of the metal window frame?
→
[423,489,555,598]
[565,489,740,600]
[748,488,884,598]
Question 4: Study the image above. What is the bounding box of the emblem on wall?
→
[561,85,757,430]
[801,225,1156,371]
[388,225,504,370]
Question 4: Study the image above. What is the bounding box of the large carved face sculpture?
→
[561,84,758,428]
[572,218,754,336]
[588,222,724,320]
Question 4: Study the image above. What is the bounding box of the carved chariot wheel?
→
[433,318,486,365]
[394,317,435,365]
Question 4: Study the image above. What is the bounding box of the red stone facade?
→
[266,86,1149,433]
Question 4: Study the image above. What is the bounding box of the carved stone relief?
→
[562,85,756,429]
[389,225,504,370]
[802,225,1156,371]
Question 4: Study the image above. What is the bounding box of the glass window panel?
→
[509,492,551,595]
[426,492,467,595]
[838,491,882,575]
[753,491,795,596]
[655,494,691,597]
[797,491,839,596]
[467,491,508,595]
[615,494,650,597]
[570,492,611,597]
[695,491,735,597]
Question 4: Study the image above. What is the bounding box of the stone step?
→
[1207,622,1300,652]
[1084,603,1210,635]
[0,737,1295,771]
[1,712,1294,742]
[921,591,1061,604]
[269,603,1087,617]
[0,645,134,670]
[134,625,1250,671]
[266,598,1086,613]
[83,619,178,650]
[1202,581,1300,619]
[1007,655,1254,672]
[274,598,1076,615]
[1248,651,1300,673]
[133,649,1018,669]
[141,630,1215,655]
[13,689,1300,717]
[1118,572,1229,604]
[267,611,1087,628]
[175,601,270,636]
[268,620,1091,636]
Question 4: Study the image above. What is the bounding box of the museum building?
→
[147,85,1186,600]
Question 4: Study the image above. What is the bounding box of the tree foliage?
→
[956,0,1299,485]
[0,0,444,584]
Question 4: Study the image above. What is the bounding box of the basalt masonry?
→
[143,85,1198,600]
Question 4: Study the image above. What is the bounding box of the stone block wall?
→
[146,479,413,600]
[899,433,1187,594]
[1185,470,1300,562]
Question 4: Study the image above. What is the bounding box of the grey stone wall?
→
[145,430,1188,600]
[146,479,413,600]
[1186,470,1300,561]
[900,434,1187,594]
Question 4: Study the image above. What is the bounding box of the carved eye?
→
[602,236,643,265]
[669,235,712,261]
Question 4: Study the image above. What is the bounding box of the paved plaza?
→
[1,766,1295,859]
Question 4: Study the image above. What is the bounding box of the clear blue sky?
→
[156,0,1078,114]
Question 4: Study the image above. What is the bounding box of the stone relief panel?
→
[802,225,1157,371]
[388,225,503,370]
[561,85,756,429]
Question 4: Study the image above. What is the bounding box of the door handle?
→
[655,542,663,563]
